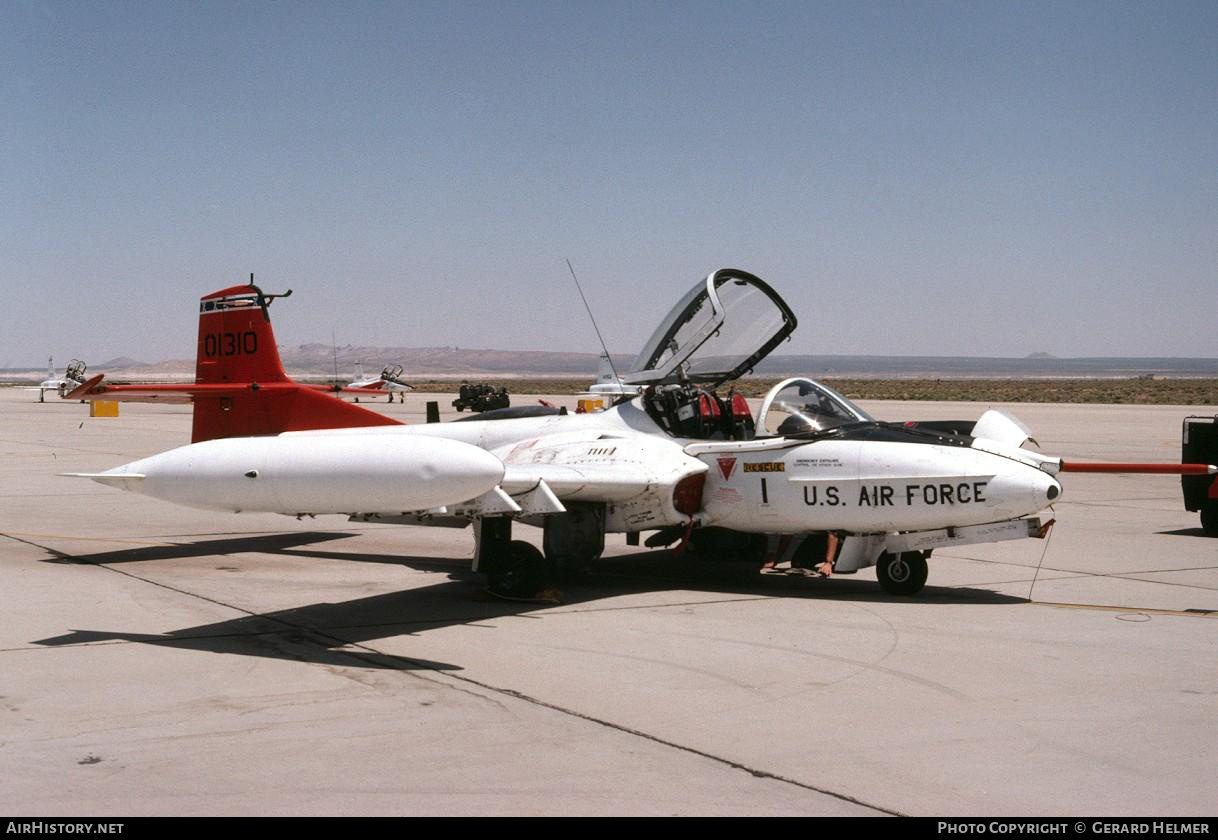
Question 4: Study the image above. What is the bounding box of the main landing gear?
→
[476,518,551,599]
[476,506,606,600]
[488,541,551,600]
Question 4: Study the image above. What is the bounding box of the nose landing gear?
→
[876,551,929,595]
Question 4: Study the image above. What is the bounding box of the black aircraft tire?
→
[876,551,929,596]
[552,550,602,582]
[487,541,551,598]
[1201,501,1218,537]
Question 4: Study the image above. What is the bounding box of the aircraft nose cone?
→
[989,462,1062,517]
[1046,479,1062,503]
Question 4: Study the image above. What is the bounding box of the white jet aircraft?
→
[65,272,1216,598]
[347,362,413,402]
[27,357,86,402]
[585,352,641,398]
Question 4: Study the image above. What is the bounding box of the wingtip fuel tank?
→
[92,434,506,515]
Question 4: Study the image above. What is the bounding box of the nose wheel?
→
[876,551,929,595]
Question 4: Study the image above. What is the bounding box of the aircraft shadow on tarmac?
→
[1155,527,1214,539]
[32,531,1025,671]
[37,531,357,566]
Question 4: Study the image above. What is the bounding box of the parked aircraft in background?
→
[347,362,413,403]
[27,357,80,402]
[585,352,641,398]
[64,271,1217,599]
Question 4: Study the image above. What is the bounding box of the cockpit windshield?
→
[755,378,872,436]
[622,269,796,387]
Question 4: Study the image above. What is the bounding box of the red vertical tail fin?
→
[190,284,400,442]
[195,285,291,385]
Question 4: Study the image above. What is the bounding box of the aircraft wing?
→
[500,462,679,503]
[495,432,705,498]
[350,431,708,527]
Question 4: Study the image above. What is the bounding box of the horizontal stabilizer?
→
[63,375,390,405]
[65,374,247,404]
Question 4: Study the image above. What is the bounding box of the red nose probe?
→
[1058,462,1218,498]
[1058,462,1217,475]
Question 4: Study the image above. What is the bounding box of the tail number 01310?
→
[203,331,258,357]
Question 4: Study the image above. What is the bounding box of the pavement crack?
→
[325,636,902,815]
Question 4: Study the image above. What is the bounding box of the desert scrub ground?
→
[395,377,1218,405]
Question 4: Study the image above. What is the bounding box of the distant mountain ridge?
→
[758,354,1218,378]
[5,347,1217,381]
[282,343,627,376]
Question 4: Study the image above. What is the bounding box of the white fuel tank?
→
[92,433,506,514]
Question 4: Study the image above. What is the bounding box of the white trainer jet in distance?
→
[347,362,413,403]
[64,272,1217,599]
[27,357,85,402]
[585,352,642,399]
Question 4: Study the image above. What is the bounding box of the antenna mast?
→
[565,259,621,384]
[332,329,339,386]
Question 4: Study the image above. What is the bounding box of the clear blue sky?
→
[3,0,1216,366]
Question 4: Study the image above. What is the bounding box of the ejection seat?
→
[684,389,756,440]
[728,392,755,440]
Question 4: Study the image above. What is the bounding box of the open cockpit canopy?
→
[621,269,796,387]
